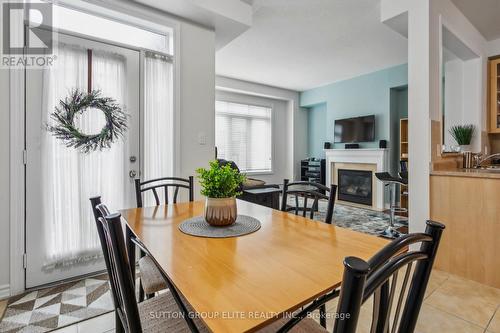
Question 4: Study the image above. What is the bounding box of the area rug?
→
[287,196,408,236]
[0,275,113,333]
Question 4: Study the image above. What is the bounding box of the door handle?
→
[129,170,137,178]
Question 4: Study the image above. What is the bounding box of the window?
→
[216,101,272,173]
[35,4,171,54]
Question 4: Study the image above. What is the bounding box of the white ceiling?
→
[216,0,408,92]
[133,0,252,50]
[451,0,500,41]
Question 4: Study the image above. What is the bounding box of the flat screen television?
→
[334,115,375,143]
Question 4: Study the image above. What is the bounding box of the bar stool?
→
[375,172,408,238]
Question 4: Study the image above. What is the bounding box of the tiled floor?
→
[320,269,500,333]
[1,270,499,333]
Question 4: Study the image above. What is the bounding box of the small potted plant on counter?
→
[449,124,475,152]
[197,160,246,226]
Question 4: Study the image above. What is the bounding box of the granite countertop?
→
[430,168,500,179]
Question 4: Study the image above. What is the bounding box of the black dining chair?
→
[134,176,194,207]
[261,220,445,333]
[96,208,208,333]
[281,179,337,224]
[90,196,167,304]
[89,197,124,333]
[133,176,194,300]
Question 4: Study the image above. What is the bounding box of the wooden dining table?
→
[120,200,389,333]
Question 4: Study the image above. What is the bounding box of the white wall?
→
[443,57,482,152]
[488,38,500,57]
[382,0,488,233]
[0,0,11,297]
[179,22,216,196]
[215,76,306,180]
[382,0,432,234]
[215,90,291,184]
[432,0,488,135]
[444,59,464,146]
[0,1,216,297]
[461,57,483,152]
[0,51,10,298]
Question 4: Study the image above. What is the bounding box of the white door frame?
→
[8,2,181,295]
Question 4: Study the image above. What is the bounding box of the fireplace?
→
[337,169,373,206]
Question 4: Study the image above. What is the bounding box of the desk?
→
[239,187,281,209]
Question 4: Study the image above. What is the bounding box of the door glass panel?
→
[41,44,127,269]
[26,34,140,287]
[41,43,92,267]
[143,52,174,205]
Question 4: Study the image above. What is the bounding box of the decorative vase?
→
[459,144,472,152]
[204,197,237,226]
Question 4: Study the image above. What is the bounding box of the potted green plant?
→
[449,124,475,152]
[196,160,246,226]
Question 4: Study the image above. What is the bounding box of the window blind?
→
[215,101,272,173]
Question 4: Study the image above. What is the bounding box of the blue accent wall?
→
[307,103,327,157]
[301,64,408,157]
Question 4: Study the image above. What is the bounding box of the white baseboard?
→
[0,284,10,300]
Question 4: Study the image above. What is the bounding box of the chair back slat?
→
[135,176,194,208]
[333,221,445,333]
[310,197,319,220]
[302,196,308,217]
[152,188,160,206]
[281,179,337,224]
[173,186,180,204]
[164,186,169,205]
[391,262,413,333]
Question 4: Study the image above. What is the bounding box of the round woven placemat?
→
[179,215,261,238]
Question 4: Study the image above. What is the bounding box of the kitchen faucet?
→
[474,153,500,168]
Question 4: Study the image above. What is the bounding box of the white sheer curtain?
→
[41,44,127,269]
[143,52,173,205]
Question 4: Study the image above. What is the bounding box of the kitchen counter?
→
[430,168,500,179]
[431,173,500,288]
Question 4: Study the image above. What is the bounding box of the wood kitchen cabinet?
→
[489,58,500,133]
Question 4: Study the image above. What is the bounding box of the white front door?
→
[25,33,140,288]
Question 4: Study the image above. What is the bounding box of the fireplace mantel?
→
[324,148,389,210]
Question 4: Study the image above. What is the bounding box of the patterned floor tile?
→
[0,275,113,333]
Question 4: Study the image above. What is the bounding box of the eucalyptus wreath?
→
[47,89,128,153]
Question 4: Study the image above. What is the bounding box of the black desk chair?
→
[375,172,408,238]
